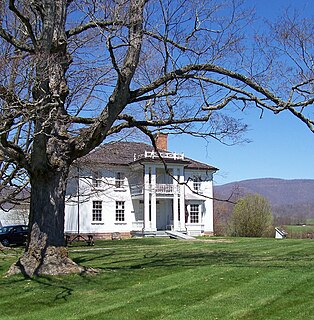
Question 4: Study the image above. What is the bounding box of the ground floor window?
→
[190,204,199,223]
[116,201,125,221]
[92,201,102,221]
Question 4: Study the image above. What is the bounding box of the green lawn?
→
[1,237,314,320]
[284,225,314,237]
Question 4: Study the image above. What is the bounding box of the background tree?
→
[0,0,313,276]
[213,185,243,235]
[228,194,273,237]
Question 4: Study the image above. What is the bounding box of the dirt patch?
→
[195,238,234,243]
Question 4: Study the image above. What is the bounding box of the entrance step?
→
[155,231,170,238]
[165,230,196,240]
[131,230,196,240]
[131,230,170,238]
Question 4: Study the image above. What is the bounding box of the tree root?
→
[6,246,94,277]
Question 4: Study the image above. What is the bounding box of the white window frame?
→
[115,172,125,189]
[190,204,199,224]
[92,200,102,221]
[115,201,125,222]
[193,181,201,192]
[192,176,202,193]
[92,171,102,188]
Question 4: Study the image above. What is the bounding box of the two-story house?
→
[65,134,218,239]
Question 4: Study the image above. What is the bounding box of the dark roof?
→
[79,141,218,171]
[0,187,30,210]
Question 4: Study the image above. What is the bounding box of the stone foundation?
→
[65,232,131,241]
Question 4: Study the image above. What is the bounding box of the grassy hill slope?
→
[1,237,314,320]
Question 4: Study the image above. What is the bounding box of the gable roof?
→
[79,141,218,171]
[0,187,30,211]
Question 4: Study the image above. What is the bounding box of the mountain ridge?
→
[214,178,314,218]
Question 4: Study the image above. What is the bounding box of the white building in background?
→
[0,189,29,227]
[65,134,218,239]
[0,207,29,227]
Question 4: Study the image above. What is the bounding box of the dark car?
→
[0,225,29,246]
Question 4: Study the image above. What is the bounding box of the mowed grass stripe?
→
[1,237,314,320]
[157,268,314,320]
[18,265,231,319]
[63,268,240,319]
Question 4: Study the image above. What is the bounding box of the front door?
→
[156,203,166,230]
[156,200,172,230]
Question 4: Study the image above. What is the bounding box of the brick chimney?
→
[155,132,168,150]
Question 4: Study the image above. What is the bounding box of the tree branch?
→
[66,21,121,38]
[8,0,37,48]
[0,27,34,52]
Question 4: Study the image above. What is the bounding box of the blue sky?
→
[169,0,314,185]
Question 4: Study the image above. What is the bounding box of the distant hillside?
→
[214,178,314,218]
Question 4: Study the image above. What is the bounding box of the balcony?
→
[155,184,180,194]
[131,183,180,196]
[134,150,184,161]
[130,185,144,196]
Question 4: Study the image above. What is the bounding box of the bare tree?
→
[0,0,313,276]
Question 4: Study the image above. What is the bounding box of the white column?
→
[144,165,151,231]
[151,165,157,231]
[203,179,214,235]
[173,168,179,231]
[179,166,185,231]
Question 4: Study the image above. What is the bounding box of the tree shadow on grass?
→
[91,250,251,271]
[0,273,75,304]
[0,250,114,303]
[71,250,115,265]
[76,247,313,272]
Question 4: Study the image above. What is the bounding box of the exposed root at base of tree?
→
[6,246,98,277]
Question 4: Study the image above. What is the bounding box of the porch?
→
[132,219,174,232]
[130,183,181,197]
[131,218,205,237]
[132,197,186,232]
[130,229,196,240]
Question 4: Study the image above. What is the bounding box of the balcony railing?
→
[130,184,180,196]
[134,150,184,161]
[155,184,180,194]
[130,185,143,195]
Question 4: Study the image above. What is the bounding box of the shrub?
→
[228,194,273,237]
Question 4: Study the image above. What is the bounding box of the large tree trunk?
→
[8,166,84,276]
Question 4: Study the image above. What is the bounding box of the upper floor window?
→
[192,176,202,192]
[92,171,102,188]
[115,172,125,188]
[92,201,102,221]
[193,181,201,192]
[190,204,199,223]
[115,201,125,221]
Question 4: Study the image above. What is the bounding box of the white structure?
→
[0,207,29,227]
[0,192,29,227]
[275,227,287,239]
[65,134,218,239]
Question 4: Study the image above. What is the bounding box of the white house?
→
[0,207,29,227]
[65,134,218,239]
[0,188,29,227]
